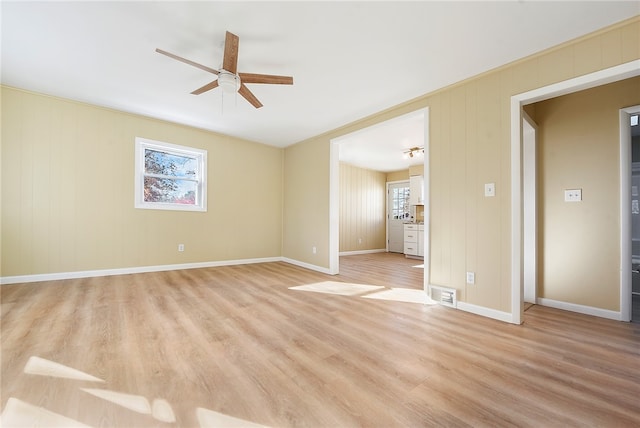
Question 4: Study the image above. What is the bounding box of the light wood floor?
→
[2,253,639,427]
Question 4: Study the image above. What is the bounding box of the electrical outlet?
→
[466,271,475,284]
[178,244,185,252]
[312,246,317,254]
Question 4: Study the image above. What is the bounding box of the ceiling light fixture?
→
[403,147,424,159]
[217,71,240,93]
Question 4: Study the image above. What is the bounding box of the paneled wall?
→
[284,17,639,314]
[339,163,386,253]
[1,88,284,278]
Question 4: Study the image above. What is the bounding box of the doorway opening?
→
[511,60,640,325]
[329,107,430,288]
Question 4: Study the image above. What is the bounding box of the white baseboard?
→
[339,249,386,256]
[280,258,335,275]
[537,297,622,321]
[0,257,282,285]
[456,301,515,324]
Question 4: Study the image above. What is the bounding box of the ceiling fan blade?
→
[222,31,239,74]
[156,48,219,75]
[191,80,219,95]
[239,73,293,85]
[238,83,263,108]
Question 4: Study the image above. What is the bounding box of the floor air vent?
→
[428,285,457,308]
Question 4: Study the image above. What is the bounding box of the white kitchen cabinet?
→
[410,175,424,205]
[404,223,424,258]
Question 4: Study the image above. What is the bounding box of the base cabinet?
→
[404,224,424,258]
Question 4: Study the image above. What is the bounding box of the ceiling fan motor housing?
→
[218,71,240,93]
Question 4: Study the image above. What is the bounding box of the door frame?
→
[510,60,640,324]
[522,112,538,304]
[329,107,430,281]
[620,105,640,322]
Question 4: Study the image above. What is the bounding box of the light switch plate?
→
[485,183,495,197]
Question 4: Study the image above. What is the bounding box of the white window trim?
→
[135,137,207,212]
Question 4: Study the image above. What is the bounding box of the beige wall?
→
[339,163,386,252]
[534,77,640,311]
[409,164,424,177]
[282,136,330,267]
[386,170,409,182]
[283,17,639,313]
[3,16,639,318]
[1,87,284,277]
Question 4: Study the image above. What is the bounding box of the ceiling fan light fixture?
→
[218,71,240,93]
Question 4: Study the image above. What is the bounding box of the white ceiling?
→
[2,1,638,172]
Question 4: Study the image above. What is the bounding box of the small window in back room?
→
[134,137,207,212]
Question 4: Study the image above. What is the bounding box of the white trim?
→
[522,113,538,304]
[510,96,524,325]
[514,60,640,105]
[329,139,340,275]
[511,60,640,325]
[620,105,640,322]
[0,257,282,285]
[537,298,622,321]
[339,249,386,256]
[456,301,514,324]
[281,258,334,275]
[422,107,431,291]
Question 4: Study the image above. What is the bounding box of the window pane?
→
[144,177,197,204]
[391,185,410,219]
[145,149,197,178]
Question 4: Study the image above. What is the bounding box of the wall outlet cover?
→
[564,189,582,202]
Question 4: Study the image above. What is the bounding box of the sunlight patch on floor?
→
[152,399,176,423]
[412,264,424,268]
[24,356,104,382]
[197,407,269,428]
[289,281,384,296]
[81,388,151,416]
[290,281,436,305]
[363,288,438,305]
[0,398,90,427]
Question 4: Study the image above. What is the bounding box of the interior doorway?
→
[329,107,429,281]
[511,60,640,325]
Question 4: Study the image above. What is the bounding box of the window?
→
[135,137,207,212]
[391,186,410,220]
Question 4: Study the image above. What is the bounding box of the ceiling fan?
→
[156,31,293,108]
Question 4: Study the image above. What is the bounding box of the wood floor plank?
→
[1,253,639,427]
